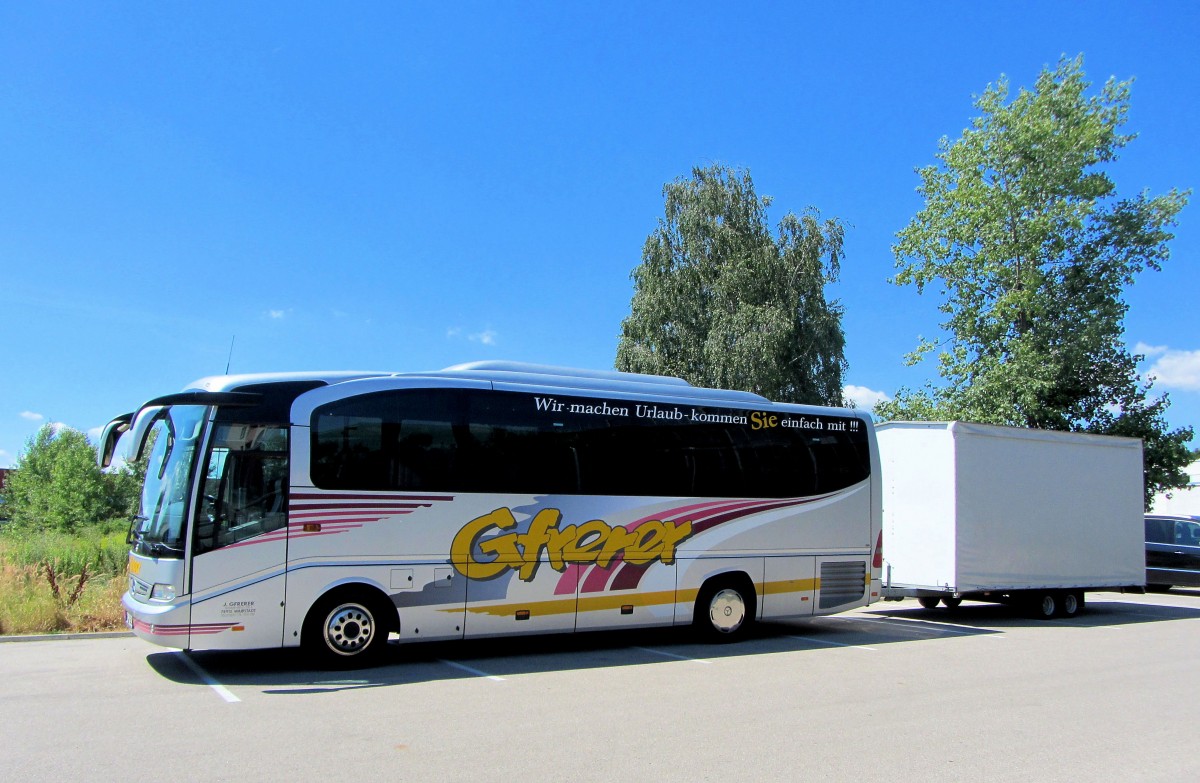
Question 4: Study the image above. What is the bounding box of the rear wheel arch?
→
[693,572,758,642]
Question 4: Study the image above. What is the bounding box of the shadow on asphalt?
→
[142,593,1200,692]
[1162,586,1200,599]
[867,595,1200,628]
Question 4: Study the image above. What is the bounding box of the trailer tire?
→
[917,596,941,609]
[941,596,962,609]
[1031,592,1057,619]
[1060,591,1083,617]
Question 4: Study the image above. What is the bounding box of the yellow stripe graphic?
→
[450,577,826,617]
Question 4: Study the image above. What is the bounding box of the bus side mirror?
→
[98,413,134,468]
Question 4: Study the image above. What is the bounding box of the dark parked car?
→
[1145,514,1200,589]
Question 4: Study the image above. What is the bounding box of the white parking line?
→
[1041,619,1123,629]
[438,659,506,681]
[785,635,876,651]
[633,646,712,664]
[835,615,1005,638]
[177,652,240,703]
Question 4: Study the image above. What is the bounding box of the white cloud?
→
[1141,344,1200,391]
[843,385,891,410]
[267,309,288,320]
[447,327,499,347]
[19,411,44,421]
[1135,342,1169,358]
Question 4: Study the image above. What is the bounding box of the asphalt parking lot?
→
[2,591,1198,782]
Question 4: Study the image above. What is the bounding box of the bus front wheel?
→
[304,589,394,668]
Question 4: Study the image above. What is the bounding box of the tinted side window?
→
[1145,518,1174,544]
[1176,521,1200,547]
[311,389,870,498]
[312,391,462,491]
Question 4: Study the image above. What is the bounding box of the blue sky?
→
[2,2,1198,468]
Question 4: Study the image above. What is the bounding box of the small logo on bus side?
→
[450,508,694,582]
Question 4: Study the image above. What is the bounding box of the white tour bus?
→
[100,362,882,665]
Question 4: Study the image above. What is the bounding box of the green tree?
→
[879,55,1193,507]
[0,425,138,533]
[617,164,848,405]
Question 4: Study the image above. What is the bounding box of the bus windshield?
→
[133,405,209,558]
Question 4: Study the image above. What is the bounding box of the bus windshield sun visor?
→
[140,391,263,409]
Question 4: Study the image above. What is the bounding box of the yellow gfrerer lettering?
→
[450,508,693,582]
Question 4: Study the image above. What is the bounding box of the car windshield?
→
[133,405,209,557]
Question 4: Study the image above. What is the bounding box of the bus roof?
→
[179,361,869,415]
[185,362,772,405]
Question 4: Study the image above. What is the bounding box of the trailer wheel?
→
[917,597,940,609]
[1060,591,1083,618]
[941,596,962,609]
[1031,592,1057,619]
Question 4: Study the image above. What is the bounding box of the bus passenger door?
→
[188,424,290,650]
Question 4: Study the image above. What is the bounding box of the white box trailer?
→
[876,421,1145,618]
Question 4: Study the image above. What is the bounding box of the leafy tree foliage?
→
[878,55,1193,507]
[617,164,848,405]
[0,425,143,534]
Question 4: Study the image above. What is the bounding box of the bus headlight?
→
[149,584,176,602]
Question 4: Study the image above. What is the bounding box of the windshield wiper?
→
[148,541,186,557]
[127,516,148,546]
[127,519,184,557]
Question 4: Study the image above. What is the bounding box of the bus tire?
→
[694,575,756,643]
[304,587,395,668]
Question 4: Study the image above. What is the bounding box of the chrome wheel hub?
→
[708,589,746,633]
[324,603,375,655]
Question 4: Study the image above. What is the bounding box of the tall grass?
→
[0,561,126,635]
[1,527,129,576]
[0,527,129,635]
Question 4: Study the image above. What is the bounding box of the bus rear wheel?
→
[304,589,394,668]
[694,577,756,642]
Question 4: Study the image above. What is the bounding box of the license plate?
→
[125,612,134,630]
